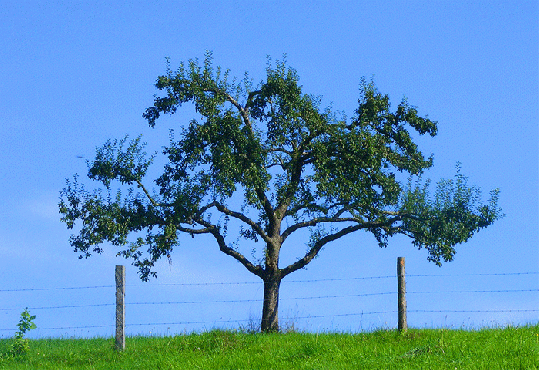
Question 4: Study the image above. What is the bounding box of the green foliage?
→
[59,52,502,327]
[399,165,502,265]
[87,135,154,187]
[9,308,37,356]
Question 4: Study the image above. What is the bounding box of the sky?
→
[1,0,537,338]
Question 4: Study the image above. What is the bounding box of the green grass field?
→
[1,325,537,369]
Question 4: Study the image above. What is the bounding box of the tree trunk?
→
[261,272,281,332]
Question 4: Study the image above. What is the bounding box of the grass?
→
[0,325,537,369]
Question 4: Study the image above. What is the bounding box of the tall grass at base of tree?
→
[0,325,537,369]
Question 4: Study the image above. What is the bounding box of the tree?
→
[59,53,502,332]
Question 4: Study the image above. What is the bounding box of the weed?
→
[10,308,37,356]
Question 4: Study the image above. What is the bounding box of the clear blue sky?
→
[1,1,537,338]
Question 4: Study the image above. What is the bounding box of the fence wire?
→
[1,271,537,332]
[2,271,536,292]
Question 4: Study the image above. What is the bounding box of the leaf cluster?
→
[59,53,502,279]
[399,167,503,265]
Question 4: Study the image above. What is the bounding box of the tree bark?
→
[261,271,281,332]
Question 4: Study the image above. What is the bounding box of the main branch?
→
[207,201,271,244]
[281,216,364,242]
[281,223,365,277]
[281,216,402,277]
[209,227,265,278]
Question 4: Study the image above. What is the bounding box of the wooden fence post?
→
[115,265,126,351]
[397,257,407,332]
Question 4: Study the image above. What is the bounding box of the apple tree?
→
[60,54,502,332]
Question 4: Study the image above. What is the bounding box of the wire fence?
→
[1,271,537,335]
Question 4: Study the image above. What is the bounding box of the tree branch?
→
[281,216,363,242]
[209,228,265,278]
[265,161,286,170]
[281,216,402,277]
[136,180,167,207]
[176,225,213,235]
[185,200,266,277]
[274,152,304,220]
[205,86,277,229]
[205,201,272,244]
[206,86,253,132]
[281,223,365,277]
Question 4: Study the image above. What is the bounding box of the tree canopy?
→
[60,53,502,331]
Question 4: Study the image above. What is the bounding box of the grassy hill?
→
[1,325,537,369]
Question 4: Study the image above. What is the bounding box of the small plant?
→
[10,308,37,356]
